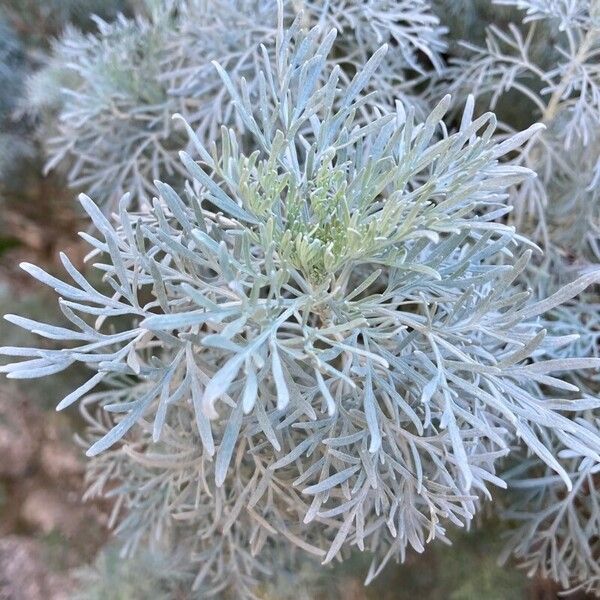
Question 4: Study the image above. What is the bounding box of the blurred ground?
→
[0,171,108,599]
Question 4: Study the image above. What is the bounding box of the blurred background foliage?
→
[0,1,596,599]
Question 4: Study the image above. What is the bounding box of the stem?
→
[543,28,598,123]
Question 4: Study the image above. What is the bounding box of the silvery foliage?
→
[32,10,191,203]
[501,269,600,596]
[495,0,598,30]
[435,0,600,257]
[433,1,600,593]
[3,11,600,596]
[500,424,600,595]
[500,290,600,594]
[79,400,324,598]
[0,1,130,189]
[32,0,446,208]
